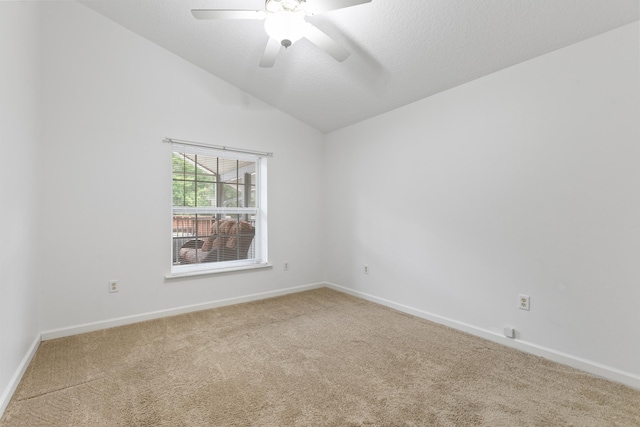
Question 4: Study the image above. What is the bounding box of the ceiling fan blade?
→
[304,0,372,14]
[304,25,350,62]
[191,9,265,20]
[259,37,282,68]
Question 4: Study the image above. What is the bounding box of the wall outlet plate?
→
[108,280,119,293]
[518,294,530,311]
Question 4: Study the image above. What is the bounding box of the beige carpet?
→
[2,288,639,426]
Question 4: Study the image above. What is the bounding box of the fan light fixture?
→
[264,10,309,47]
[263,0,309,48]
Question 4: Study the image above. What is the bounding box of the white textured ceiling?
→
[80,0,639,133]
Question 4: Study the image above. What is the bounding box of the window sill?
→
[165,262,272,279]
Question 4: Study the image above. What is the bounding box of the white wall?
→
[325,22,640,385]
[0,2,42,412]
[38,2,325,333]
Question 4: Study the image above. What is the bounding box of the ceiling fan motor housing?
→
[265,0,305,14]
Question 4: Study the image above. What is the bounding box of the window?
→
[170,143,267,275]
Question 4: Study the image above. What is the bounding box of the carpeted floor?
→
[2,288,639,426]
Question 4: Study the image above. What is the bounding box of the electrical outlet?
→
[284,262,289,271]
[108,280,119,293]
[363,264,369,274]
[518,294,530,311]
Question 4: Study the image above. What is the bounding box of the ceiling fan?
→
[192,0,372,67]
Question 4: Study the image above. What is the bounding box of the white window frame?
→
[168,144,269,278]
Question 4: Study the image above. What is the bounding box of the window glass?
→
[170,146,266,274]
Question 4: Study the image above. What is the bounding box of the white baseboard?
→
[41,282,325,341]
[325,282,640,390]
[0,333,41,418]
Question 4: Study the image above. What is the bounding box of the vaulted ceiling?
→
[80,0,639,133]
